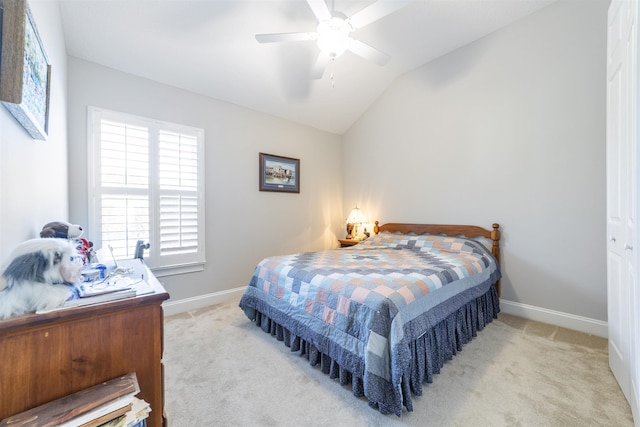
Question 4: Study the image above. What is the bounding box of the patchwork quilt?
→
[239,233,501,415]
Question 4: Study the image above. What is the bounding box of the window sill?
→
[150,262,204,278]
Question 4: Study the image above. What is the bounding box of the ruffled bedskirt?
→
[243,283,500,415]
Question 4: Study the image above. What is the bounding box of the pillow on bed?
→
[354,232,414,248]
[355,232,489,256]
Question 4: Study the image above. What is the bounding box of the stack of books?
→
[65,274,155,307]
[0,373,150,427]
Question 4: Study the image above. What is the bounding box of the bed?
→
[239,222,502,416]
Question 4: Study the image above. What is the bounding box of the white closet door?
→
[631,1,640,422]
[607,0,639,421]
[606,1,629,395]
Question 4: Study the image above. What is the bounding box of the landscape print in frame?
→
[259,152,300,193]
[0,0,51,140]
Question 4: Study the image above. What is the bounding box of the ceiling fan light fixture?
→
[316,17,351,59]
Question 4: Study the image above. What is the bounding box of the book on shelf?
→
[0,373,143,427]
[97,397,151,427]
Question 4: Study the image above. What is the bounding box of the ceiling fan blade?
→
[311,52,330,79]
[306,0,332,21]
[348,39,390,66]
[348,0,412,30]
[255,32,317,43]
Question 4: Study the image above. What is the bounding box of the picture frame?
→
[259,152,300,193]
[0,0,51,140]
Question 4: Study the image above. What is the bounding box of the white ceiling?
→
[57,0,556,134]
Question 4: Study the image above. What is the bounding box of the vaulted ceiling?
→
[58,0,556,134]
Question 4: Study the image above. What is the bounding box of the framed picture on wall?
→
[259,152,300,193]
[0,0,51,140]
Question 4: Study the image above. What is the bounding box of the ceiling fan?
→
[255,0,412,79]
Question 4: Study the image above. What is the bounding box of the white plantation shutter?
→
[88,107,205,275]
[158,131,199,258]
[98,120,150,258]
[101,195,150,258]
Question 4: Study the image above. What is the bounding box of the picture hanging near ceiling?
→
[0,0,51,140]
[259,152,300,193]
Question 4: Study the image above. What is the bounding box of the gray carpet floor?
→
[163,298,633,426]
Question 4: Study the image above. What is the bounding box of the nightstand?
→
[338,239,361,248]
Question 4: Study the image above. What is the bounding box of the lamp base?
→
[345,223,354,239]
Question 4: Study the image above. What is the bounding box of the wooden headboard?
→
[373,221,501,297]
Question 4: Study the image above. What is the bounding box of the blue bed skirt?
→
[241,282,500,416]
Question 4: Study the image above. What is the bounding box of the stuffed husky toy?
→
[0,238,84,319]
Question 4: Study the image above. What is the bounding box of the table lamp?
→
[345,206,368,240]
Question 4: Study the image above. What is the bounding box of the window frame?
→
[87,106,205,277]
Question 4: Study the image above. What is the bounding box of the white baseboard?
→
[500,299,608,338]
[162,287,245,317]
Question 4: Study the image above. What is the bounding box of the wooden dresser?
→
[0,261,170,427]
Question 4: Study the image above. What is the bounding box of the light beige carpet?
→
[163,299,633,426]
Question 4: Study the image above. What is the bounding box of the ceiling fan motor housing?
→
[316,13,352,59]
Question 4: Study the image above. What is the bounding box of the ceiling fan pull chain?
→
[331,72,335,89]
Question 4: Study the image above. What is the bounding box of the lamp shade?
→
[346,206,367,225]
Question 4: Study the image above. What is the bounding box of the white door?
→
[630,1,640,421]
[630,0,640,420]
[606,0,629,397]
[607,0,638,421]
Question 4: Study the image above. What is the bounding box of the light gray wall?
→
[343,0,608,321]
[0,1,69,263]
[66,58,344,301]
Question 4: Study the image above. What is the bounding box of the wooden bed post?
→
[491,223,501,298]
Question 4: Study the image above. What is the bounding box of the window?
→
[88,107,205,276]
